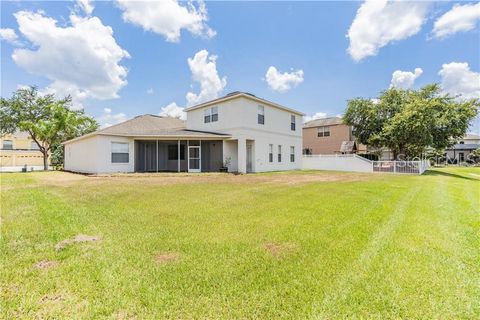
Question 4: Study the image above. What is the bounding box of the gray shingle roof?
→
[452,143,480,150]
[63,115,230,144]
[97,114,230,137]
[303,117,344,128]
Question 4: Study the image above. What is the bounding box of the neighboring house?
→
[445,133,480,163]
[0,131,47,172]
[303,117,366,155]
[63,92,304,174]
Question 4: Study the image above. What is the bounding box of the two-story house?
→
[63,92,304,174]
[444,133,480,163]
[0,131,47,172]
[302,117,366,155]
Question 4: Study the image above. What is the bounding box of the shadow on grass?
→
[424,170,479,181]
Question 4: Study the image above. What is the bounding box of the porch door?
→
[188,145,201,172]
[246,144,253,173]
[144,142,157,172]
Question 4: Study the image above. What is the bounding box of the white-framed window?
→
[291,115,296,131]
[211,106,218,122]
[2,140,13,150]
[258,105,265,124]
[30,141,40,150]
[204,108,211,123]
[317,126,330,137]
[278,145,282,162]
[111,142,129,163]
[204,106,219,123]
[268,144,273,163]
[290,146,295,162]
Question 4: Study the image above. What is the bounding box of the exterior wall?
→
[187,96,302,173]
[302,155,373,173]
[64,135,134,173]
[223,140,238,172]
[303,124,351,154]
[225,128,302,173]
[186,96,302,138]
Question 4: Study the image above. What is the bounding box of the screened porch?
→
[134,140,223,173]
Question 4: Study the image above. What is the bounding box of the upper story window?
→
[317,126,330,137]
[2,140,13,150]
[30,141,40,150]
[204,106,218,123]
[268,144,273,163]
[111,142,129,163]
[278,145,282,162]
[291,115,296,131]
[258,105,265,125]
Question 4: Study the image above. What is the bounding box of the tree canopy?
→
[343,84,479,159]
[0,86,98,169]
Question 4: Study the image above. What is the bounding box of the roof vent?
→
[226,91,256,97]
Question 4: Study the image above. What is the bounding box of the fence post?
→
[393,161,396,173]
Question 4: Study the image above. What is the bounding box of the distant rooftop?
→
[303,117,344,128]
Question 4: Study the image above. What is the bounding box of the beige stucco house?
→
[0,131,47,172]
[63,92,304,174]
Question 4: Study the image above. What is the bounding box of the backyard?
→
[1,168,479,319]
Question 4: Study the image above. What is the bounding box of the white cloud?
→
[303,112,327,123]
[432,3,480,39]
[439,62,480,100]
[116,0,215,43]
[0,28,20,45]
[265,66,304,93]
[185,49,226,106]
[97,107,127,128]
[347,0,430,61]
[147,88,154,95]
[390,67,423,89]
[77,0,94,15]
[159,102,186,120]
[11,11,129,110]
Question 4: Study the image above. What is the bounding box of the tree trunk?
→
[42,151,49,171]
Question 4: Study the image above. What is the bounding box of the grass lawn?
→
[1,168,479,319]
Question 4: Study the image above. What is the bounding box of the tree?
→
[0,86,98,170]
[344,84,479,159]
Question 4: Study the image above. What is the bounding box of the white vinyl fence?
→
[302,154,373,173]
[302,155,429,175]
[372,160,429,175]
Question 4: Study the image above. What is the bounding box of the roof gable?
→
[183,91,305,116]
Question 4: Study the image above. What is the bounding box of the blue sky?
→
[1,1,479,132]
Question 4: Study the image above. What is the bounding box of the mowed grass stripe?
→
[1,168,479,318]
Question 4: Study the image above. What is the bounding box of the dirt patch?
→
[112,310,137,320]
[55,234,102,251]
[34,260,58,270]
[154,251,181,264]
[39,294,65,304]
[264,242,297,258]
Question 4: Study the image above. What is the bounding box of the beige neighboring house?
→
[0,131,48,172]
[303,117,366,155]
